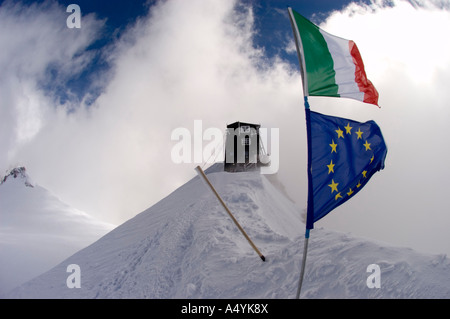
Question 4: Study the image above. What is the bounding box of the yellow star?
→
[362,170,367,178]
[363,140,371,151]
[370,155,374,163]
[356,181,362,188]
[327,159,335,174]
[356,128,363,139]
[335,192,342,200]
[329,140,337,153]
[347,188,354,196]
[335,127,344,139]
[328,179,339,193]
[344,123,352,135]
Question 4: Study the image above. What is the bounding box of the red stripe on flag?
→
[349,40,379,107]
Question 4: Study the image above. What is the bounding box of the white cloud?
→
[0,0,103,168]
[4,0,301,224]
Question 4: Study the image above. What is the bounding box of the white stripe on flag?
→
[319,29,364,102]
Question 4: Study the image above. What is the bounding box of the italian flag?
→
[288,8,379,106]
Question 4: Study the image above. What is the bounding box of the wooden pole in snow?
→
[195,166,265,262]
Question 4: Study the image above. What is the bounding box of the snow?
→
[0,167,116,296]
[4,163,450,298]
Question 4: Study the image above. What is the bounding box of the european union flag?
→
[306,111,387,229]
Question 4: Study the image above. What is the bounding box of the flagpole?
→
[296,229,310,298]
[295,96,315,299]
[288,7,314,298]
[287,7,308,97]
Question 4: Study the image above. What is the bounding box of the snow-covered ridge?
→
[6,164,450,298]
[0,167,116,296]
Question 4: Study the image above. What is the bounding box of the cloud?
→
[4,0,301,224]
[0,0,104,166]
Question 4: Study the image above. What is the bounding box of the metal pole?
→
[287,7,308,98]
[195,166,265,262]
[295,230,310,298]
[287,7,315,299]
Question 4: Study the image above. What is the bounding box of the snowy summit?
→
[5,163,450,298]
[0,167,116,296]
[0,167,34,188]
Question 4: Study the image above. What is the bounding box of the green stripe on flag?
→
[291,10,339,97]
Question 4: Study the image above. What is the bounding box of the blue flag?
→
[306,110,387,229]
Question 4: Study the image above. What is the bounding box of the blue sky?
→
[2,0,450,256]
[1,0,367,105]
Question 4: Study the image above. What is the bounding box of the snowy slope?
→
[6,164,450,298]
[0,167,116,296]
